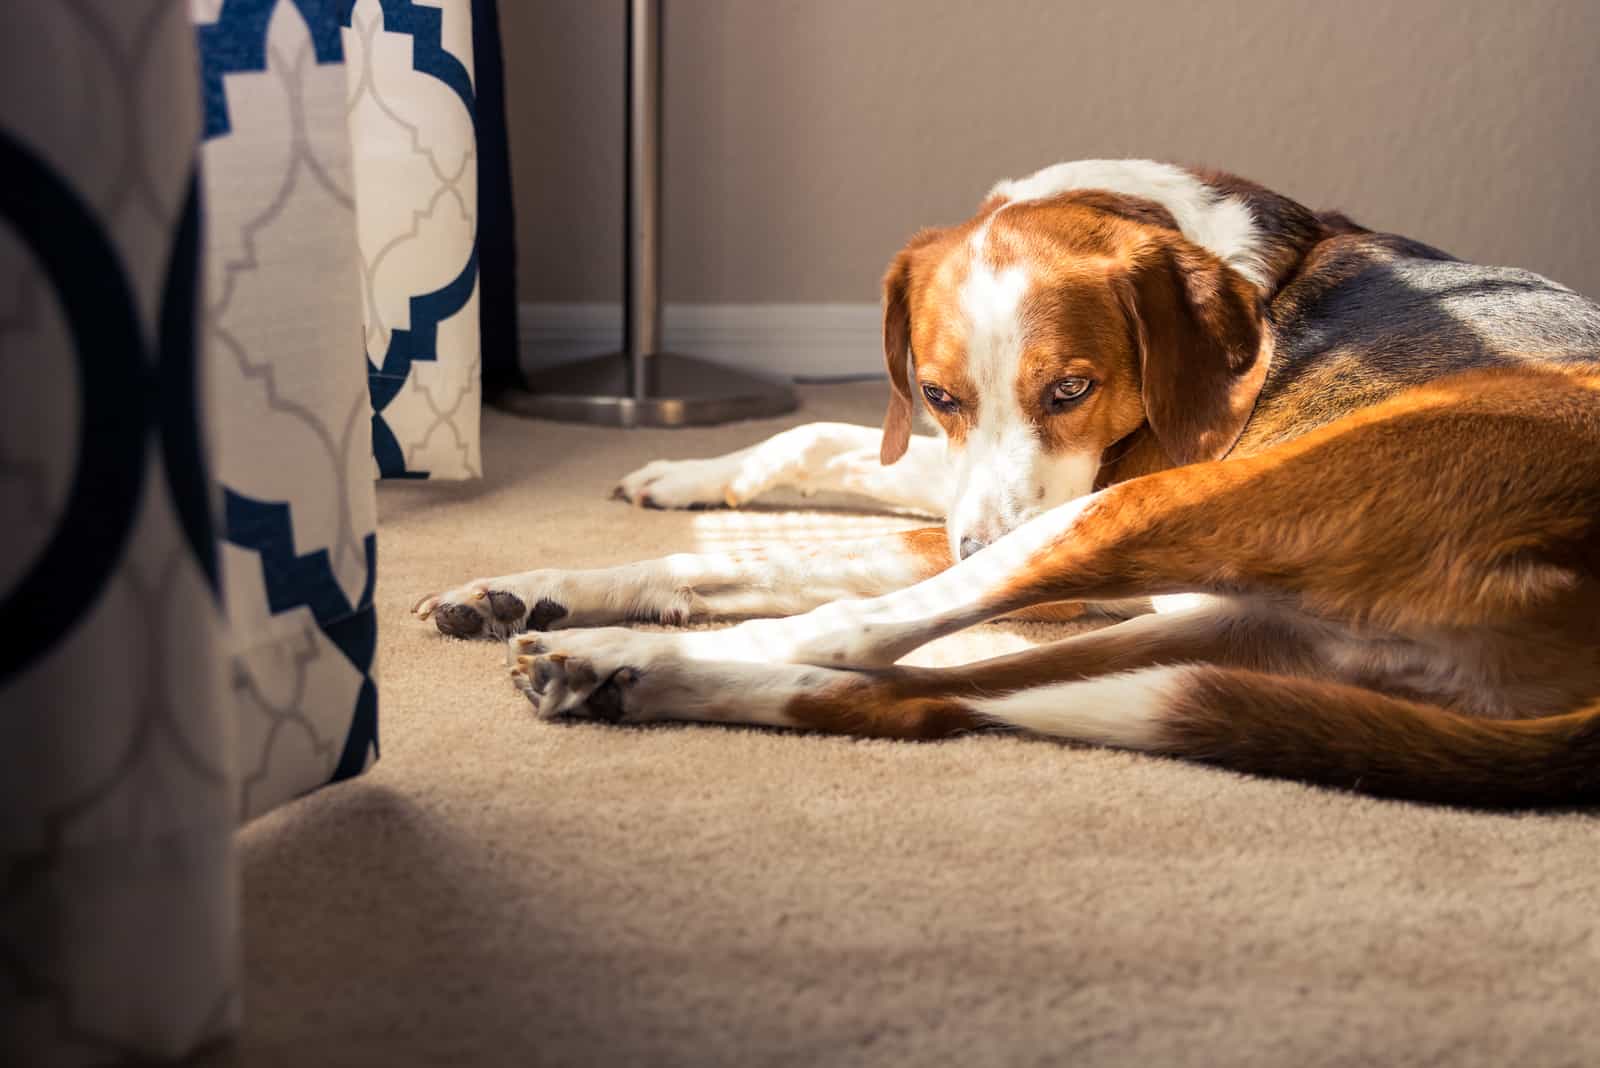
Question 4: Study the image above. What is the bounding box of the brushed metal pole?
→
[489,0,797,428]
[625,0,658,393]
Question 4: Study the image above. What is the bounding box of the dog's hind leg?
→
[507,593,1328,737]
[509,592,1600,806]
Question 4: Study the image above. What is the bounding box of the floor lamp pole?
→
[625,0,660,397]
[489,0,798,427]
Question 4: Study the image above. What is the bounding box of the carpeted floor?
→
[225,383,1599,1067]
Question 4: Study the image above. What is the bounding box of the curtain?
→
[4,0,509,1059]
[346,0,485,480]
[196,0,382,821]
[2,4,238,1062]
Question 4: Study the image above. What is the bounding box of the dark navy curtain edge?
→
[471,0,522,393]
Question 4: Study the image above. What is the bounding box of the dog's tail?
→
[1001,666,1600,808]
[1158,668,1600,807]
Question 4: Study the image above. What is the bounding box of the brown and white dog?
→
[415,160,1600,807]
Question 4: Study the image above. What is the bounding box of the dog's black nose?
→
[958,537,987,560]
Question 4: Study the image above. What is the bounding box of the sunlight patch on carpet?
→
[689,508,924,552]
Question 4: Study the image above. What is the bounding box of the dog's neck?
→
[987,160,1341,300]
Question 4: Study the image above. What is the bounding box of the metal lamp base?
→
[491,4,798,430]
[488,352,798,428]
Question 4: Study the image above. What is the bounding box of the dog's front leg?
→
[491,492,1110,729]
[612,422,949,516]
[412,527,953,639]
[491,458,1246,689]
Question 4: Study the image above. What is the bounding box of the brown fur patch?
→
[879,226,973,462]
[895,526,956,579]
[1011,258,1146,461]
[786,679,981,740]
[1114,236,1266,464]
[998,366,1600,630]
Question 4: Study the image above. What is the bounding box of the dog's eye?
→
[921,383,959,412]
[1048,377,1095,410]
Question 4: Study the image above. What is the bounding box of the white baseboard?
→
[517,302,884,381]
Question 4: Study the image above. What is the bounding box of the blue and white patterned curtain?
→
[346,0,484,480]
[3,0,508,1060]
[2,5,238,1062]
[194,0,383,819]
[194,0,489,816]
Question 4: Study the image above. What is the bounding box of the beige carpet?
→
[225,383,1599,1068]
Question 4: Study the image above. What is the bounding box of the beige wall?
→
[504,0,1600,306]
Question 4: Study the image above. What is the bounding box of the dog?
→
[415,160,1600,807]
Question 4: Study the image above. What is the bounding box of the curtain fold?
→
[346,0,484,480]
[472,0,522,395]
[194,0,382,821]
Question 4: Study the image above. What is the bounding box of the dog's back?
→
[1239,232,1600,453]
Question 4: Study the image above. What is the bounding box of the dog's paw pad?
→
[435,602,485,638]
[581,668,638,723]
[527,597,568,630]
[486,590,526,623]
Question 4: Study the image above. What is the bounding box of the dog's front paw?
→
[415,564,702,641]
[411,572,573,640]
[612,454,759,510]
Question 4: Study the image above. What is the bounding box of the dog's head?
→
[880,191,1266,560]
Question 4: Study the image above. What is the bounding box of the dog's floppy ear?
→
[1117,237,1266,466]
[880,248,916,464]
[879,228,944,465]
